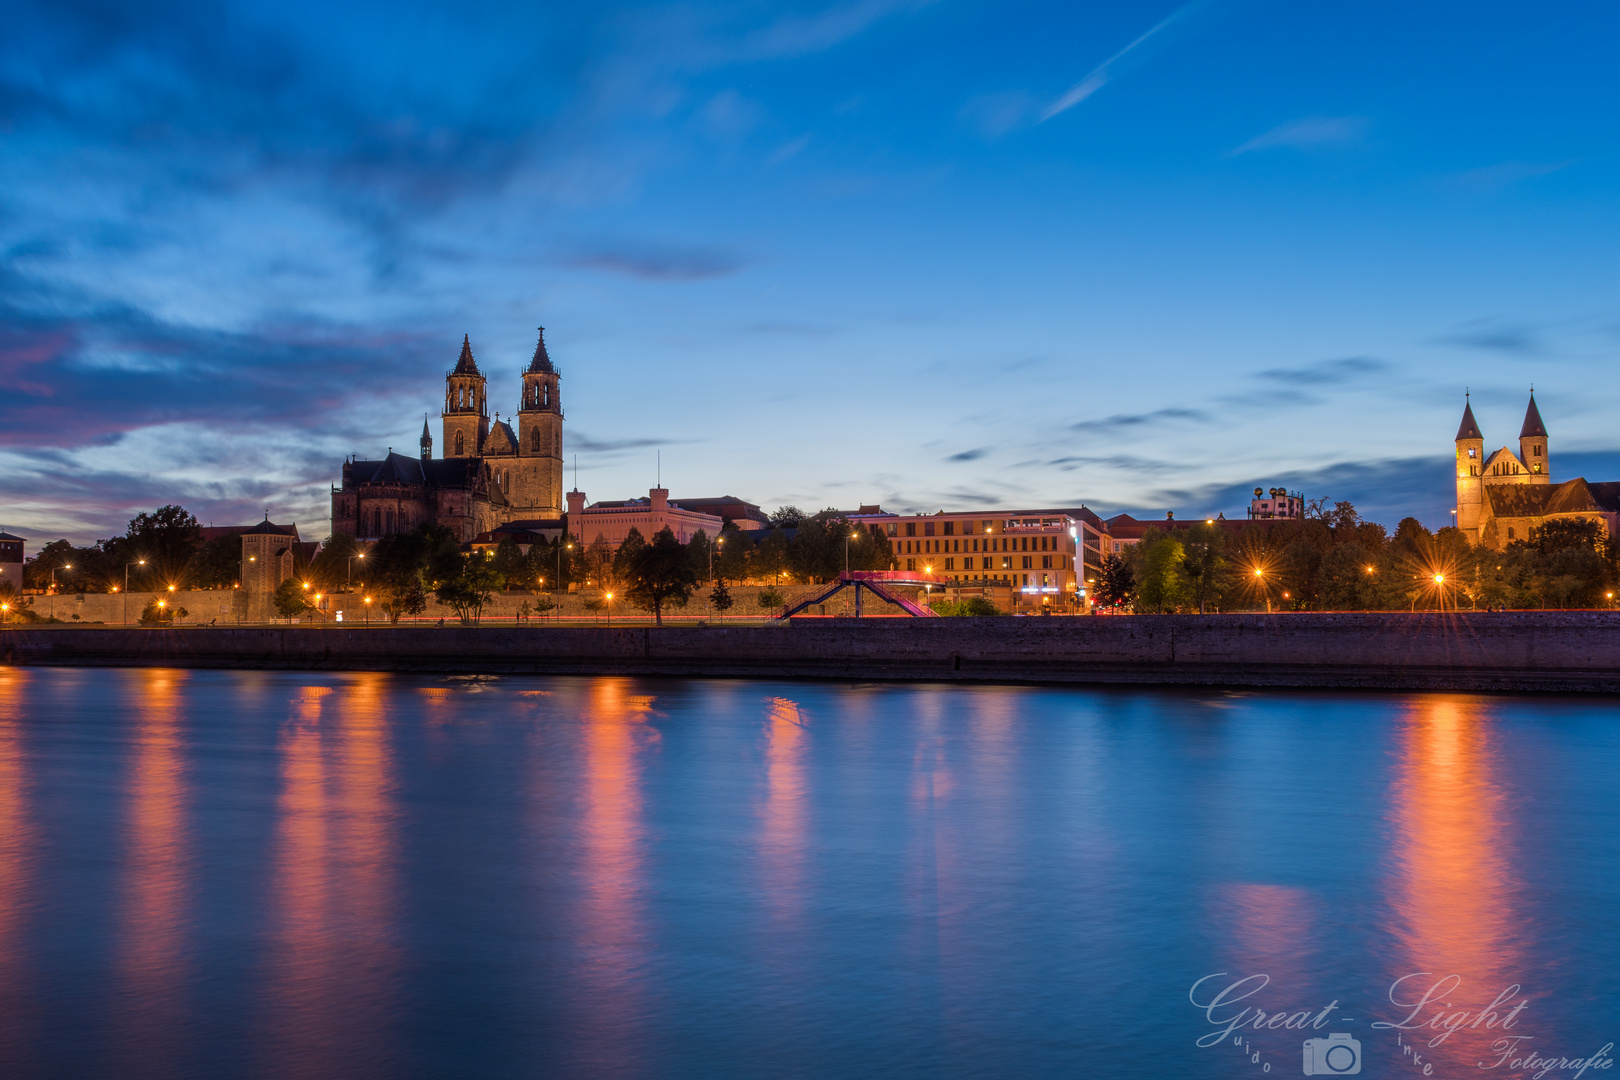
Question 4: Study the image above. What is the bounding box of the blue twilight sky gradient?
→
[3,0,1619,543]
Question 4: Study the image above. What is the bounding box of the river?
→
[0,667,1614,1077]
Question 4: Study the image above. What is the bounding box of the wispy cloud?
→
[563,241,748,281]
[1040,0,1209,122]
[1447,161,1571,190]
[945,447,991,462]
[1228,116,1369,156]
[567,433,686,454]
[1434,320,1542,355]
[1257,356,1386,385]
[1072,407,1208,432]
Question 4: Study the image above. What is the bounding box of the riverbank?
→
[5,611,1620,692]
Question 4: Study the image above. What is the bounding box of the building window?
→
[1001,556,1011,570]
[531,429,541,451]
[924,522,935,536]
[1043,555,1052,569]
[887,524,897,536]
[456,432,464,455]
[945,558,954,570]
[1507,527,1515,539]
[1022,556,1032,570]
[1534,445,1541,456]
[906,523,916,537]
[944,522,955,536]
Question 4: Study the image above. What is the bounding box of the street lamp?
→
[605,590,613,627]
[363,595,372,626]
[845,530,859,575]
[558,540,571,604]
[348,551,365,588]
[124,559,146,625]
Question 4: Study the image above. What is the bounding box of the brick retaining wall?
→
[4,612,1620,692]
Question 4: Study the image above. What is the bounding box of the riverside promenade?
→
[5,611,1620,692]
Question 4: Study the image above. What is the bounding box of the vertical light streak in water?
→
[256,677,399,1077]
[571,679,657,1076]
[758,697,808,921]
[109,669,191,1074]
[1381,697,1527,1069]
[0,668,35,1065]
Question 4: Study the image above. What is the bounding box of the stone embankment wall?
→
[26,584,808,626]
[5,612,1620,692]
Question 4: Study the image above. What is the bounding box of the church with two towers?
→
[1453,391,1620,547]
[332,329,567,543]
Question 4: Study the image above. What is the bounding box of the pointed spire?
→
[1456,397,1483,441]
[421,417,431,440]
[526,326,556,374]
[1519,391,1547,438]
[453,333,481,375]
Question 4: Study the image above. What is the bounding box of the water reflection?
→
[256,677,399,1077]
[570,679,658,1076]
[0,668,34,1063]
[758,697,808,914]
[110,670,191,1074]
[1380,697,1528,1068]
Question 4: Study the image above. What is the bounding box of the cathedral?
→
[1453,391,1620,547]
[332,329,566,543]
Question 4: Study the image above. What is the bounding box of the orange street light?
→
[1365,565,1375,574]
[1433,574,1444,584]
[167,584,176,592]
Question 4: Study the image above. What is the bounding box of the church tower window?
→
[456,432,464,455]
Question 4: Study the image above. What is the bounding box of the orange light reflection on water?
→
[110,669,191,1067]
[256,676,399,1076]
[0,668,34,1059]
[1381,697,1528,1068]
[572,679,659,1071]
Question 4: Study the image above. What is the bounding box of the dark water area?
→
[0,667,1616,1079]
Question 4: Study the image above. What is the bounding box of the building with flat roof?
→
[566,487,724,550]
[848,507,1107,604]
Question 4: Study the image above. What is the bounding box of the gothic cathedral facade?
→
[332,329,566,543]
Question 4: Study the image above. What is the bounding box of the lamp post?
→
[845,530,856,575]
[347,551,365,588]
[605,590,613,627]
[49,563,71,619]
[363,595,372,626]
[1254,567,1270,614]
[124,559,145,626]
[557,540,571,607]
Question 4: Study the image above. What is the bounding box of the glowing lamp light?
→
[1434,574,1445,584]
[168,584,176,592]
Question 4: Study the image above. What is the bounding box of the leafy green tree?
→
[435,552,506,625]
[367,524,455,623]
[304,533,361,592]
[612,526,648,586]
[272,578,313,621]
[625,526,697,625]
[709,579,734,614]
[1179,522,1228,613]
[1132,530,1187,613]
[769,506,806,528]
[581,533,614,590]
[23,540,77,591]
[756,586,784,611]
[1095,552,1134,609]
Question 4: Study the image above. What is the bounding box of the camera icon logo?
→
[1302,1033,1362,1075]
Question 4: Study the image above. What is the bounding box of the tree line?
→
[1095,502,1620,613]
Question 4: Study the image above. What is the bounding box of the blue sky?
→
[3,0,1618,543]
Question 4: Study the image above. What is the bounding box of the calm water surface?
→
[0,667,1616,1078]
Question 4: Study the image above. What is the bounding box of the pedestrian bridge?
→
[774,570,950,619]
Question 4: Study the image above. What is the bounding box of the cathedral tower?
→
[443,335,488,458]
[514,327,564,515]
[1455,396,1484,541]
[1519,391,1549,483]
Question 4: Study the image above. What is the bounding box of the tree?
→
[931,597,1000,616]
[1131,530,1187,613]
[581,533,614,589]
[185,533,242,589]
[757,586,784,610]
[716,524,751,582]
[1095,553,1134,609]
[367,524,454,623]
[1179,523,1228,614]
[624,526,697,625]
[754,529,790,584]
[126,505,202,588]
[709,579,734,614]
[489,535,528,586]
[434,552,506,625]
[686,529,713,582]
[305,533,361,592]
[769,506,806,528]
[273,578,313,621]
[24,539,77,591]
[612,527,647,585]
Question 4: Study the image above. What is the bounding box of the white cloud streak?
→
[1040,0,1208,122]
